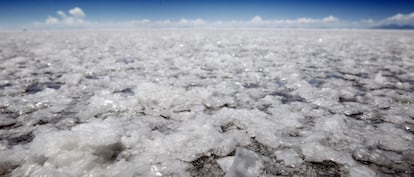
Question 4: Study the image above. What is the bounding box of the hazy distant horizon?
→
[1,0,414,30]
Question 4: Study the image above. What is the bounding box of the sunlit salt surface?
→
[0,30,413,177]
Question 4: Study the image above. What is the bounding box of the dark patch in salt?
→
[33,119,49,126]
[327,73,345,80]
[117,58,135,64]
[113,88,134,96]
[203,103,236,114]
[0,121,16,129]
[0,161,18,177]
[159,114,170,120]
[243,83,259,89]
[151,124,172,134]
[85,74,98,79]
[34,155,48,166]
[271,92,305,104]
[243,138,301,176]
[352,82,369,92]
[305,160,342,177]
[308,79,324,88]
[244,137,276,157]
[275,79,286,87]
[25,83,43,94]
[355,148,414,175]
[43,71,53,75]
[354,73,370,79]
[338,96,358,103]
[8,132,34,146]
[0,83,12,89]
[45,82,63,90]
[24,82,63,94]
[188,154,224,177]
[369,117,385,124]
[93,142,125,163]
[220,122,243,133]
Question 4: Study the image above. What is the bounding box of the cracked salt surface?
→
[0,29,414,177]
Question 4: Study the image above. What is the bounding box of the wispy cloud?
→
[32,7,414,29]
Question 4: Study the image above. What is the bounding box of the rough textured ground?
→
[0,30,414,177]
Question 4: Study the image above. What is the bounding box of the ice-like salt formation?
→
[0,30,413,177]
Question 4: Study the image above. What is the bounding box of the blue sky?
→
[1,0,414,29]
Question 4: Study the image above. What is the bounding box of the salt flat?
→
[0,29,413,177]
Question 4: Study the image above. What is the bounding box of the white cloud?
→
[35,6,347,29]
[388,13,405,21]
[294,17,317,24]
[33,15,343,29]
[360,19,374,24]
[245,15,340,27]
[57,10,66,18]
[346,12,414,28]
[63,17,84,25]
[35,7,86,27]
[251,16,263,23]
[32,7,414,30]
[193,18,207,25]
[45,16,59,25]
[178,18,189,24]
[69,7,85,18]
[381,12,414,25]
[142,19,151,23]
[323,16,339,23]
